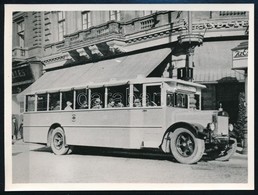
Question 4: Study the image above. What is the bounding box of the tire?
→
[51,127,70,155]
[215,138,237,161]
[170,128,205,164]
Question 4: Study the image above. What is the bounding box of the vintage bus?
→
[23,77,237,164]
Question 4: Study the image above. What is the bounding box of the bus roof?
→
[25,77,206,95]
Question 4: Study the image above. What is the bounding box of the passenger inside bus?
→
[53,101,61,110]
[64,101,73,110]
[92,98,102,109]
[107,98,115,108]
[146,100,157,107]
[116,101,124,107]
[133,99,142,107]
[80,100,88,109]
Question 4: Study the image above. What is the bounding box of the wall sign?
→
[233,49,248,59]
[232,42,248,70]
[177,84,196,93]
[12,64,33,83]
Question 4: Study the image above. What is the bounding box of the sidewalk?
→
[235,146,248,159]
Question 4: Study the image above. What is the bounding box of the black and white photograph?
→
[5,4,254,191]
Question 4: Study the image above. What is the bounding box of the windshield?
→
[167,92,200,109]
[167,92,188,108]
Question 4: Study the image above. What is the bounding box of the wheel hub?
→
[53,132,64,150]
[176,132,195,157]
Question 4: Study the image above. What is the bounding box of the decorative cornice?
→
[63,52,75,61]
[192,19,248,31]
[76,48,91,59]
[42,54,66,64]
[89,45,103,57]
[106,40,126,53]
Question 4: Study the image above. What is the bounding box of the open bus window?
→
[107,85,128,108]
[91,88,104,109]
[76,89,88,109]
[175,93,188,108]
[146,85,161,106]
[26,95,35,112]
[37,94,47,111]
[166,93,188,108]
[133,84,143,107]
[167,93,175,107]
[49,92,60,111]
[62,91,74,110]
[194,94,200,110]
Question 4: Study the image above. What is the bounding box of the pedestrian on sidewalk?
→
[12,116,18,141]
[19,120,23,140]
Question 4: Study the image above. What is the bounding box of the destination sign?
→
[177,84,196,93]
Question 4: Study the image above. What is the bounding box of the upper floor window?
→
[17,20,25,48]
[109,11,121,21]
[143,10,156,16]
[82,11,91,30]
[57,11,66,41]
[58,11,65,21]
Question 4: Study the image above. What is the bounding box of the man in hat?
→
[64,101,73,110]
[92,98,102,109]
[12,116,18,141]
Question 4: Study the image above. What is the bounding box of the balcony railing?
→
[219,11,247,17]
[43,11,248,57]
[140,18,155,30]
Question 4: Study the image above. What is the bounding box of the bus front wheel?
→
[51,127,70,155]
[170,128,205,164]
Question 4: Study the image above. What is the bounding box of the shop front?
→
[12,61,44,127]
[231,41,248,153]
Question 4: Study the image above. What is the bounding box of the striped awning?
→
[17,48,171,100]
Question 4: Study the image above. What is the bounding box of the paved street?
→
[12,140,248,184]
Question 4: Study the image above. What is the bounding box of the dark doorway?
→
[216,82,244,123]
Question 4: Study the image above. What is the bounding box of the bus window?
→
[91,87,104,109]
[146,85,161,106]
[194,94,200,110]
[62,91,74,110]
[107,85,128,108]
[49,92,60,111]
[167,93,175,107]
[175,93,188,108]
[37,94,47,111]
[133,84,142,107]
[26,95,35,112]
[76,89,88,109]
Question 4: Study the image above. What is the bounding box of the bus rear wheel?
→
[51,127,70,155]
[170,128,205,164]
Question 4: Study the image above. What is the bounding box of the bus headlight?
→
[208,123,215,131]
[229,124,234,131]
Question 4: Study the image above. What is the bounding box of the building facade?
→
[12,10,249,124]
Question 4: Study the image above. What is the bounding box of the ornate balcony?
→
[12,47,28,62]
[61,21,124,52]
[177,33,203,47]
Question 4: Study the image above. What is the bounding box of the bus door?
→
[141,83,164,147]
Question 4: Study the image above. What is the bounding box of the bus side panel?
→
[23,113,49,144]
[140,108,165,148]
[23,126,48,144]
[65,127,136,148]
[65,108,164,148]
[23,107,164,149]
